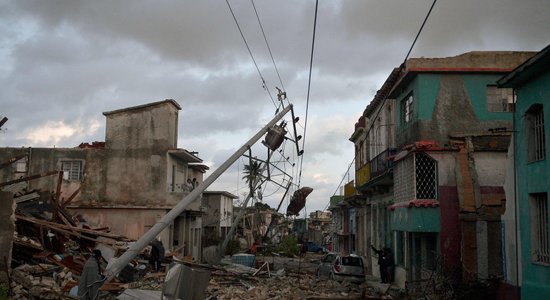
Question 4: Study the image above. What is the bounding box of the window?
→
[530,193,549,265]
[15,161,27,173]
[401,94,414,124]
[61,160,83,181]
[415,152,438,199]
[486,85,514,112]
[526,104,546,162]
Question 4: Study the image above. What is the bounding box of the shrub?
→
[277,235,300,256]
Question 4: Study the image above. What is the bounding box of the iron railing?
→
[369,148,397,179]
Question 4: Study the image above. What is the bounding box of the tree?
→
[242,160,263,198]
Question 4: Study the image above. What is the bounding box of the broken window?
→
[526,104,546,162]
[415,152,437,199]
[61,160,83,181]
[401,94,414,124]
[530,193,550,265]
[486,85,514,112]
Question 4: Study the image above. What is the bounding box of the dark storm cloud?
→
[1,0,548,213]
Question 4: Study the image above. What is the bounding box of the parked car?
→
[316,253,365,283]
[302,241,327,253]
[316,252,337,278]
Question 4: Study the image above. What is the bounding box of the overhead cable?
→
[250,0,287,99]
[403,0,438,63]
[297,0,319,189]
[326,0,438,211]
[225,0,277,108]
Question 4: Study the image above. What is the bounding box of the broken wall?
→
[0,191,14,283]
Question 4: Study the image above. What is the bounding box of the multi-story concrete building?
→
[0,100,211,261]
[498,44,550,300]
[202,191,238,245]
[349,51,534,289]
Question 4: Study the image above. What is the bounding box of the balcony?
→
[355,162,370,187]
[328,195,344,210]
[344,180,356,198]
[356,148,397,195]
[369,148,397,179]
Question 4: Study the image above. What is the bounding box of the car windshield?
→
[341,256,362,267]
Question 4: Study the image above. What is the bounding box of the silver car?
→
[317,253,365,283]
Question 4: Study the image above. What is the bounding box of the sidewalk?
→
[365,274,404,299]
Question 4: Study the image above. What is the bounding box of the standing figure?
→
[186,178,193,191]
[371,245,388,283]
[78,249,104,300]
[150,238,165,272]
[384,247,395,283]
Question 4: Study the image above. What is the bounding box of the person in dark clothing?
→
[384,247,395,283]
[371,245,388,283]
[78,249,104,300]
[150,238,165,272]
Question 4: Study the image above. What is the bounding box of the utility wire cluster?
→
[225,0,319,217]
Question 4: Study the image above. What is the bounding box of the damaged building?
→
[346,51,536,289]
[0,100,217,262]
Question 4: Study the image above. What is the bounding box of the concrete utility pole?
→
[219,163,266,259]
[104,104,293,282]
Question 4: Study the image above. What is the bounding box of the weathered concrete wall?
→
[396,74,513,149]
[69,207,170,241]
[101,101,180,206]
[104,100,179,151]
[502,136,521,286]
[0,191,14,283]
[473,152,507,187]
[406,51,535,70]
[203,194,221,227]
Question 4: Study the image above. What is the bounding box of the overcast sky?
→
[1,0,549,216]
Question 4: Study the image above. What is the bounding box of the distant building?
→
[202,191,238,246]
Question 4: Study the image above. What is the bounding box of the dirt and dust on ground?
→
[116,252,399,300]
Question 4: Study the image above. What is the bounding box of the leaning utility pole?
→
[104,104,293,282]
[219,163,266,259]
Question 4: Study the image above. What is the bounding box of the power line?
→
[225,0,277,108]
[404,0,438,63]
[325,0,438,212]
[250,0,287,97]
[297,0,318,189]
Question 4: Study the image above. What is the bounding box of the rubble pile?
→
[8,194,142,299]
[206,273,388,300]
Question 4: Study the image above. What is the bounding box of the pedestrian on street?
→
[371,245,388,283]
[150,238,165,272]
[384,247,395,283]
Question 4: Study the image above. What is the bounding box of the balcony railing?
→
[369,148,397,179]
[355,162,370,187]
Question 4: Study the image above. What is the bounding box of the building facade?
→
[0,100,211,261]
[349,51,534,289]
[498,44,550,299]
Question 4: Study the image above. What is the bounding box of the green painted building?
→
[499,44,550,300]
